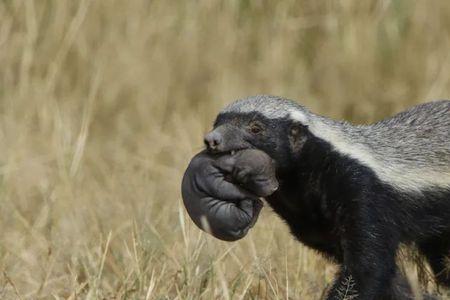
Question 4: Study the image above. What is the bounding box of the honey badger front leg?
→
[326,202,413,300]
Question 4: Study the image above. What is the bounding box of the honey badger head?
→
[204,95,311,171]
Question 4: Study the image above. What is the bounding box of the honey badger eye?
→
[249,122,263,134]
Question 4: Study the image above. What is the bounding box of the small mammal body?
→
[201,95,450,299]
[182,149,277,241]
[216,149,279,197]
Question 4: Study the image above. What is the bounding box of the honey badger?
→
[204,95,450,300]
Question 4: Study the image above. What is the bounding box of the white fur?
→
[289,110,309,124]
[290,112,450,192]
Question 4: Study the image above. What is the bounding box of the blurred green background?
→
[0,0,449,298]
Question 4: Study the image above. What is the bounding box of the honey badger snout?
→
[204,131,222,151]
[204,124,250,153]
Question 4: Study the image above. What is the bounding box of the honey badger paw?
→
[181,150,263,241]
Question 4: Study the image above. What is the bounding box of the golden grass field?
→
[1,1,450,299]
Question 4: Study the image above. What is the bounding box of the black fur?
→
[211,112,450,300]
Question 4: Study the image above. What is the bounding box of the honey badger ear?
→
[288,122,308,153]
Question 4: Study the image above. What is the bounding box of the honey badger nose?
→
[204,130,222,151]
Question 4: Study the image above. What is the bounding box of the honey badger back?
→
[206,95,450,300]
[331,100,450,191]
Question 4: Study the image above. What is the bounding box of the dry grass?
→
[0,0,450,299]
